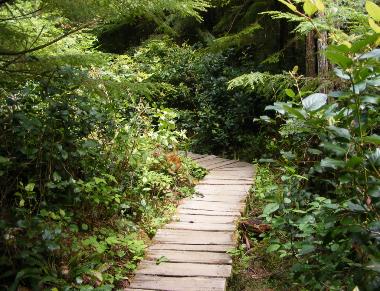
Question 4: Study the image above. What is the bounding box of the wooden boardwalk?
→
[127,153,255,291]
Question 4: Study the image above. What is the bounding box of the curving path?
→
[127,153,255,291]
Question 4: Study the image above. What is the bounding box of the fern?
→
[206,23,262,52]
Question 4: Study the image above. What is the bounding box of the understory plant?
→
[255,1,380,289]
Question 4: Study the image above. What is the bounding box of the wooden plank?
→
[176,208,241,216]
[195,184,251,192]
[136,261,232,278]
[202,175,253,181]
[127,275,226,291]
[220,161,252,168]
[186,152,207,160]
[154,229,235,245]
[175,214,237,224]
[146,249,232,264]
[127,154,254,290]
[197,159,238,169]
[213,166,254,173]
[165,221,235,232]
[179,201,243,212]
[192,194,245,203]
[199,179,253,185]
[196,157,229,165]
[194,155,218,163]
[149,244,233,252]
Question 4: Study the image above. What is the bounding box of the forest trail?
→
[127,153,255,291]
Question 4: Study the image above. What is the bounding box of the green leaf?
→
[314,0,325,11]
[25,183,35,192]
[325,48,353,69]
[283,105,307,119]
[327,126,351,140]
[303,0,318,16]
[0,156,10,164]
[300,244,315,255]
[263,203,280,216]
[333,68,350,80]
[105,236,119,245]
[284,198,291,204]
[369,18,380,33]
[277,0,297,12]
[366,1,380,22]
[369,186,380,198]
[156,255,169,265]
[363,134,380,144]
[302,93,328,111]
[360,49,380,60]
[347,201,367,212]
[320,158,345,169]
[350,34,379,53]
[320,142,346,156]
[285,88,296,98]
[267,244,281,252]
[366,262,380,273]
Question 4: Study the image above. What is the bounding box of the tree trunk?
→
[317,30,329,78]
[305,31,316,77]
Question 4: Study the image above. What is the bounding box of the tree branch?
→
[0,22,95,56]
[0,8,42,22]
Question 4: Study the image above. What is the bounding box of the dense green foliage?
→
[0,0,208,289]
[230,1,380,290]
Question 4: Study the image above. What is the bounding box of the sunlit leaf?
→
[366,1,380,22]
[302,93,327,111]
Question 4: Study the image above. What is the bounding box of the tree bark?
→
[317,30,329,78]
[305,31,316,77]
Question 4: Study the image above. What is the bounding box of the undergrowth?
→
[228,165,293,291]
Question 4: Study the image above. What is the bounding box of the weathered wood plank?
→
[149,244,233,252]
[177,208,241,216]
[179,201,244,212]
[195,184,251,192]
[165,221,235,232]
[199,179,253,185]
[185,152,208,160]
[192,194,245,203]
[220,161,252,168]
[202,175,253,181]
[194,155,218,163]
[136,261,232,278]
[127,153,254,290]
[175,214,237,224]
[127,275,226,291]
[197,159,239,169]
[154,229,235,245]
[146,249,232,264]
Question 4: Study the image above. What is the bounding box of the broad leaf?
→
[320,142,347,156]
[359,48,380,59]
[263,202,280,215]
[366,1,380,22]
[325,48,353,69]
[328,126,351,139]
[302,93,327,111]
[303,0,318,16]
[334,68,350,80]
[320,157,345,169]
[363,134,380,144]
[283,105,307,119]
